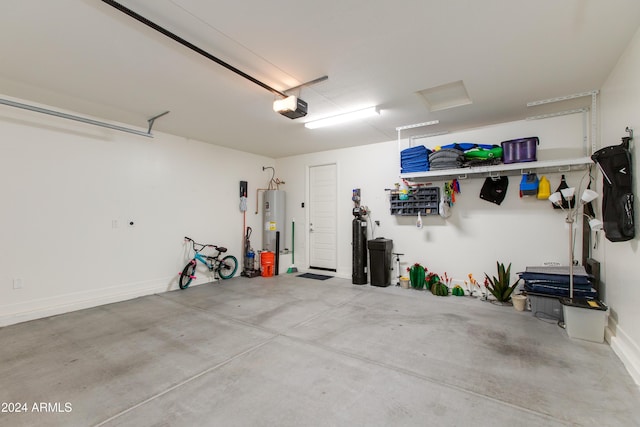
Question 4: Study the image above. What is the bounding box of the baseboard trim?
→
[607,324,640,386]
[333,271,350,280]
[0,276,211,327]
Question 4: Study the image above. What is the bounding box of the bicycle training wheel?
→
[218,255,238,279]
[179,260,196,289]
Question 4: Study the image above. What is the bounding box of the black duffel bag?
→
[591,137,635,242]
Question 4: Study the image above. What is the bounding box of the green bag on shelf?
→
[464,146,503,159]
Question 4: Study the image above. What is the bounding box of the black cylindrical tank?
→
[352,218,368,284]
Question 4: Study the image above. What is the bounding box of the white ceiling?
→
[1,0,639,158]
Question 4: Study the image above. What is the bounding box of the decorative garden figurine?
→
[409,263,425,290]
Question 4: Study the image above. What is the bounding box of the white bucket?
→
[512,294,527,312]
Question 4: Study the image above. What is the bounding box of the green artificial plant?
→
[431,280,449,296]
[484,261,520,303]
[426,272,440,291]
[409,264,426,290]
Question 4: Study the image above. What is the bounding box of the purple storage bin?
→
[501,137,539,164]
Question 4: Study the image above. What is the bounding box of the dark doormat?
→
[298,273,333,280]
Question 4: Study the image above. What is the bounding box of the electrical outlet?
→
[13,278,23,289]
[112,219,118,229]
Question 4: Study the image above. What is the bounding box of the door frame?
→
[305,162,338,272]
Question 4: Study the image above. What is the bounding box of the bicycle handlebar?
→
[184,236,220,252]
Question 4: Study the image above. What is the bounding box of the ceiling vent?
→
[417,80,472,112]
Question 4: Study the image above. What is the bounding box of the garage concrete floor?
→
[1,274,639,426]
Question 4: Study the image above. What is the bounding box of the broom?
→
[287,218,298,273]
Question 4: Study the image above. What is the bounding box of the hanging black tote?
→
[552,174,576,209]
[591,138,635,242]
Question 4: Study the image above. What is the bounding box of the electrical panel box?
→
[389,187,440,216]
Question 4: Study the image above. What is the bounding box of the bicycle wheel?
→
[218,255,238,279]
[179,260,196,289]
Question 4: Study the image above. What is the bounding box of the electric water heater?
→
[263,190,286,252]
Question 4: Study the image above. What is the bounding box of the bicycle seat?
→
[217,246,227,253]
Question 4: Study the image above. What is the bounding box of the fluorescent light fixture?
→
[273,95,298,113]
[304,106,379,129]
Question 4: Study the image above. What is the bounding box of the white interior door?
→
[309,164,337,271]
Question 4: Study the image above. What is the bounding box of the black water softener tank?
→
[352,216,368,285]
[368,238,393,287]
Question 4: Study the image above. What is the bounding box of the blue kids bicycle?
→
[179,236,238,289]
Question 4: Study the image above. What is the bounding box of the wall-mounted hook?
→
[622,127,633,149]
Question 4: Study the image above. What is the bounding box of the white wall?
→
[0,101,273,326]
[2,31,639,383]
[277,114,590,289]
[597,25,640,384]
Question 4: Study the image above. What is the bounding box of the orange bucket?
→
[261,251,275,277]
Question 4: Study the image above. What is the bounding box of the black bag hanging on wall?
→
[591,137,635,242]
[552,175,576,209]
[479,176,509,205]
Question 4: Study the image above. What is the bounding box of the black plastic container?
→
[368,238,393,287]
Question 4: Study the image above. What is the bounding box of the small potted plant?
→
[484,261,521,304]
[399,276,411,289]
